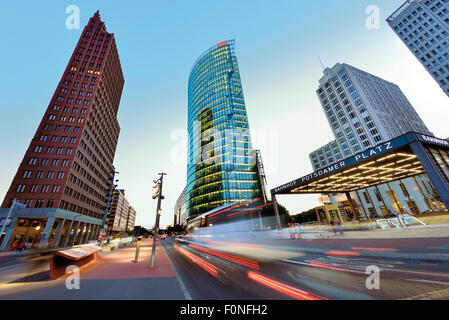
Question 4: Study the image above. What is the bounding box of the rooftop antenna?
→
[318,56,325,71]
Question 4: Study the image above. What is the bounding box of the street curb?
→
[161,241,192,300]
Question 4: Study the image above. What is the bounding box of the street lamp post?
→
[150,172,166,268]
[100,170,119,236]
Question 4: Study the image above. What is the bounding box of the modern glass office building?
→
[186,40,262,220]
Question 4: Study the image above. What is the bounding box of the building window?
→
[22,170,32,178]
[400,182,410,197]
[363,191,371,203]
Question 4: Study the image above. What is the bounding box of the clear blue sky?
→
[0,1,447,229]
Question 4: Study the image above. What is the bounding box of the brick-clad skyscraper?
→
[0,11,124,250]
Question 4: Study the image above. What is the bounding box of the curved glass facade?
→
[186,40,262,219]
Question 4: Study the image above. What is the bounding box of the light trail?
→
[174,244,219,277]
[247,271,324,300]
[188,243,260,269]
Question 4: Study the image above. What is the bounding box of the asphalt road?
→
[2,234,449,300]
[163,235,449,300]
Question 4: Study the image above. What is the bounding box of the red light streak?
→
[324,251,360,256]
[226,202,272,217]
[310,261,350,271]
[207,197,261,218]
[247,271,323,300]
[189,244,259,270]
[174,245,219,277]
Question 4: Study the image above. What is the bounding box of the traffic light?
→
[152,180,161,199]
[133,225,141,236]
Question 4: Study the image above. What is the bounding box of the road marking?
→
[383,268,449,278]
[282,259,365,274]
[351,247,396,251]
[407,279,449,286]
[161,242,192,300]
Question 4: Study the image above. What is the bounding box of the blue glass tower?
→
[186,40,262,219]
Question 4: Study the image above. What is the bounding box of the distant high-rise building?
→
[174,186,187,227]
[387,0,449,98]
[310,63,432,170]
[309,63,440,219]
[126,206,136,232]
[107,189,135,234]
[186,40,262,220]
[0,11,124,250]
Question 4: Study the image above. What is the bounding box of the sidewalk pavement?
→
[294,212,449,239]
[0,239,190,300]
[335,224,449,239]
[0,249,39,259]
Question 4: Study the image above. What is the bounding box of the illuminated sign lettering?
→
[420,135,449,147]
[354,142,393,162]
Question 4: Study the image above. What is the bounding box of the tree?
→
[165,224,187,235]
[291,209,317,224]
[261,202,292,228]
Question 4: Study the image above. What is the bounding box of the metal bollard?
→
[134,236,142,263]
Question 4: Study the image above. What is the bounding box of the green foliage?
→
[164,224,187,235]
[260,202,292,228]
[290,209,318,224]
